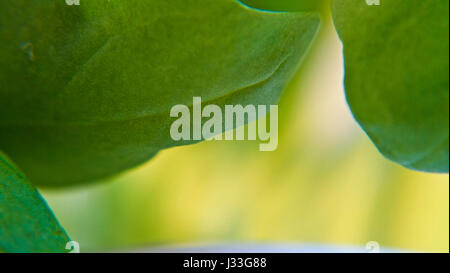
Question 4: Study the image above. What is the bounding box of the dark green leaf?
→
[0,152,70,253]
[332,0,449,172]
[0,0,320,186]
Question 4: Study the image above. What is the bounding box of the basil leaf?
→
[240,0,325,11]
[0,0,319,186]
[0,152,70,253]
[332,0,449,172]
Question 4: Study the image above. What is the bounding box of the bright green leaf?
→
[332,0,449,173]
[0,0,319,186]
[240,0,326,12]
[0,152,70,253]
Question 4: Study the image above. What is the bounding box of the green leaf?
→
[0,0,319,186]
[332,0,449,173]
[240,0,326,11]
[0,152,70,253]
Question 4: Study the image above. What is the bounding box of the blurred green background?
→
[41,3,449,253]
